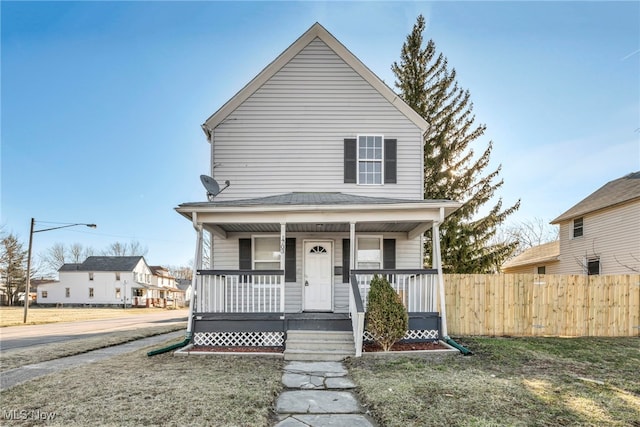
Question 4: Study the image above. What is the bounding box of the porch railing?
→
[195,270,285,313]
[352,269,438,312]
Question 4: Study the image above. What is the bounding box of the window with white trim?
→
[115,288,121,299]
[65,288,70,298]
[41,291,48,298]
[358,135,383,184]
[89,272,94,281]
[89,288,94,298]
[253,236,281,270]
[356,236,382,269]
[573,217,583,238]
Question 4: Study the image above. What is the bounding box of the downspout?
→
[148,218,203,356]
[433,212,472,355]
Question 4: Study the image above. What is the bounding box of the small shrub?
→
[365,274,408,351]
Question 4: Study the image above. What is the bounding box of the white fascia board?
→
[202,23,429,136]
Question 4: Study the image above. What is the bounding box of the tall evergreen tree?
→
[392,15,520,273]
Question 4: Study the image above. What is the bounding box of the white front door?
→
[303,240,333,311]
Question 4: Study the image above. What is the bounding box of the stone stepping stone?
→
[276,390,362,414]
[275,414,375,427]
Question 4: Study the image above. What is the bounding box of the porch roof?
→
[176,192,460,239]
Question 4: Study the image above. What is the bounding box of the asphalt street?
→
[0,309,188,351]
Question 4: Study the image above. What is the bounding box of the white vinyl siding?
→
[212,233,423,313]
[210,39,423,201]
[555,200,640,275]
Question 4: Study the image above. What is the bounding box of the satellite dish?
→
[200,175,230,200]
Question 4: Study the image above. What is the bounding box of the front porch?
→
[190,269,443,358]
[177,192,459,358]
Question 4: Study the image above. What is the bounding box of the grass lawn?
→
[1,338,284,426]
[0,324,186,371]
[0,306,184,327]
[348,336,640,427]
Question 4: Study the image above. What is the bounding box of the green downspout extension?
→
[147,332,192,357]
[444,336,473,355]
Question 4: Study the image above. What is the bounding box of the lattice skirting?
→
[194,331,284,347]
[363,329,439,343]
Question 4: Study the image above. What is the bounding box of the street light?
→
[23,218,97,323]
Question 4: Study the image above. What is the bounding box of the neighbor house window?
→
[134,289,144,297]
[537,266,546,274]
[65,288,70,298]
[357,237,382,269]
[89,288,94,298]
[573,217,583,238]
[587,257,600,275]
[253,236,281,270]
[115,288,121,298]
[115,272,120,281]
[41,291,48,298]
[358,135,383,185]
[89,272,94,281]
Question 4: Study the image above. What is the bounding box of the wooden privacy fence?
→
[444,274,640,337]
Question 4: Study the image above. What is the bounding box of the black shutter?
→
[285,238,296,282]
[239,239,252,270]
[344,138,357,183]
[383,239,396,269]
[384,139,397,184]
[342,239,351,283]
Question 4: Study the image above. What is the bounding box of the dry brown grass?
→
[0,339,283,426]
[348,337,640,426]
[0,306,178,327]
[0,324,186,371]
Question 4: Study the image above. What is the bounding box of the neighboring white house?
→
[502,171,640,275]
[175,23,461,358]
[150,265,186,307]
[37,256,165,307]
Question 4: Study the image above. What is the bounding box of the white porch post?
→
[349,222,356,279]
[187,225,203,336]
[432,221,448,338]
[280,222,286,312]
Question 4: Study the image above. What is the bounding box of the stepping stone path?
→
[275,361,376,426]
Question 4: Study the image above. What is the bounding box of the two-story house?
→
[37,256,163,307]
[176,23,461,359]
[502,171,640,275]
[150,266,186,307]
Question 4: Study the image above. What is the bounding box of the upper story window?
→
[358,135,383,184]
[537,266,546,274]
[344,137,396,185]
[115,272,121,281]
[573,217,583,238]
[89,272,94,281]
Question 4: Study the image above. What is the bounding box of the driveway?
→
[0,309,188,351]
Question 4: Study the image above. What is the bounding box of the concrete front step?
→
[285,330,355,361]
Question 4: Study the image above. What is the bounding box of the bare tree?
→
[0,233,27,305]
[102,241,148,257]
[506,217,559,255]
[39,242,96,275]
[168,264,193,280]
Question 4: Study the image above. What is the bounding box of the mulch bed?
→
[189,346,284,353]
[363,341,449,352]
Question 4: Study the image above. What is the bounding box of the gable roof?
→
[551,171,640,223]
[201,22,428,137]
[501,241,560,270]
[59,256,145,272]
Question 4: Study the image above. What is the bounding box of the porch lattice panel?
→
[363,329,439,342]
[193,331,284,347]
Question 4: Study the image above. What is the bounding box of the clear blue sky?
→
[2,1,639,271]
